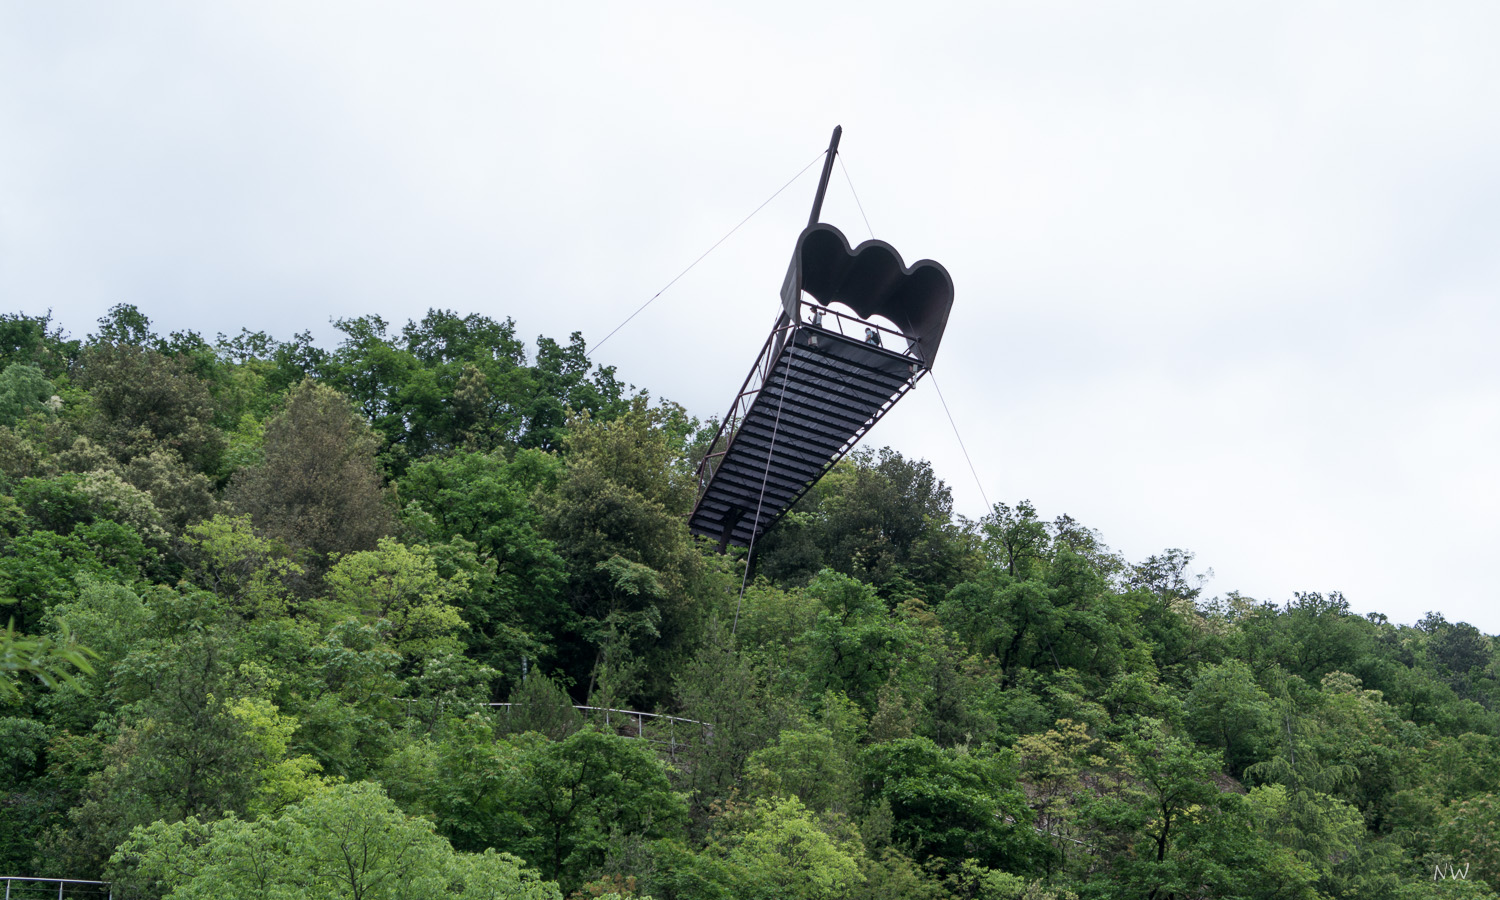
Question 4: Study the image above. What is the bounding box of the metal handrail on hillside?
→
[0,877,111,900]
[485,702,712,748]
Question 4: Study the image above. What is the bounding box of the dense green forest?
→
[0,305,1496,899]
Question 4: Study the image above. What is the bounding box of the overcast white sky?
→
[2,2,1496,632]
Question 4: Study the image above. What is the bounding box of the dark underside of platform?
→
[688,325,922,548]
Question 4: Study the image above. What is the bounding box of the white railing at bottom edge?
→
[0,877,111,900]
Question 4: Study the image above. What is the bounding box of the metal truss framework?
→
[689,301,926,549]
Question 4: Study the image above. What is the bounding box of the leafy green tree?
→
[400,449,569,676]
[1435,791,1500,894]
[1079,720,1319,900]
[423,725,685,892]
[755,448,969,602]
[0,475,163,630]
[113,780,563,900]
[91,303,155,347]
[71,469,171,547]
[1015,719,1102,860]
[937,576,1018,664]
[1418,619,1493,690]
[402,309,528,371]
[120,448,216,531]
[940,503,1143,691]
[498,672,585,740]
[0,421,50,480]
[1185,660,1276,777]
[861,736,1047,873]
[179,514,304,619]
[540,399,703,703]
[0,714,58,871]
[704,796,865,900]
[321,311,624,464]
[1234,592,1374,685]
[1422,616,1493,700]
[855,850,950,900]
[1127,548,1224,688]
[1309,671,1422,828]
[0,621,95,702]
[323,537,468,660]
[728,577,821,665]
[229,380,395,572]
[1418,732,1500,806]
[70,339,225,473]
[517,333,627,453]
[672,622,793,829]
[744,693,865,817]
[294,620,405,780]
[1240,670,1419,835]
[224,695,331,817]
[943,555,1141,689]
[266,329,331,395]
[1030,549,1143,684]
[0,363,57,427]
[980,500,1051,580]
[323,315,423,458]
[49,613,265,874]
[399,309,531,454]
[36,579,152,730]
[801,570,918,715]
[0,311,77,378]
[214,327,282,365]
[1244,783,1376,898]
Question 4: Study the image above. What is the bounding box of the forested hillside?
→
[1,305,1497,900]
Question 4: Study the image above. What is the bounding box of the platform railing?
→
[691,316,791,499]
[797,300,920,359]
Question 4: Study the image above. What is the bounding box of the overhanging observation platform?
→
[689,222,954,549]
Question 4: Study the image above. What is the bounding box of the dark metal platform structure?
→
[688,128,954,550]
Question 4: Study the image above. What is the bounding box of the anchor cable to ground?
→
[835,157,992,515]
[928,370,991,513]
[588,150,825,359]
[733,336,798,635]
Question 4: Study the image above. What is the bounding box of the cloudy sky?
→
[2,2,1496,631]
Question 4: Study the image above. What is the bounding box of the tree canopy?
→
[0,305,1494,900]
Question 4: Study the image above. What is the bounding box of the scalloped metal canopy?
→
[780,222,955,367]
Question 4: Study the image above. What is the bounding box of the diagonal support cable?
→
[838,154,875,240]
[589,152,824,358]
[733,338,798,635]
[929,370,991,513]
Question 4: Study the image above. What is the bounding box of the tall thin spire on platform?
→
[807,125,842,227]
